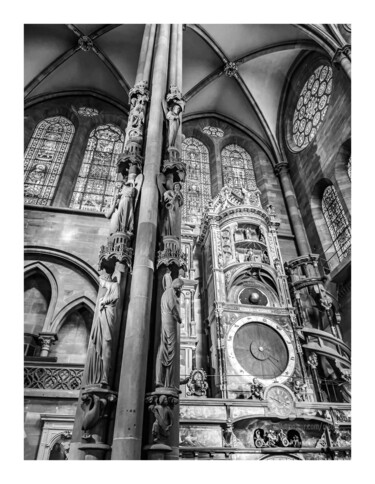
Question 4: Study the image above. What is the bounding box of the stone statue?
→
[149,395,174,443]
[155,278,184,388]
[246,248,254,262]
[105,173,143,236]
[86,270,121,386]
[157,175,184,236]
[293,379,307,402]
[162,96,185,150]
[162,267,173,291]
[248,377,264,400]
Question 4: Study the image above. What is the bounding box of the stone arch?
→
[50,295,95,334]
[49,297,95,364]
[24,261,58,332]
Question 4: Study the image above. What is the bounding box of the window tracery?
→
[24,116,75,206]
[290,65,333,152]
[181,137,212,225]
[221,144,257,195]
[202,126,224,138]
[70,124,125,212]
[322,186,351,261]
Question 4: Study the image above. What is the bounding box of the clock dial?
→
[266,385,295,417]
[233,322,288,379]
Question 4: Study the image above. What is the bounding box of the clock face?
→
[233,322,288,379]
[265,385,295,417]
[226,316,296,385]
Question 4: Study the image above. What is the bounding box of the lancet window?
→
[70,124,125,212]
[24,116,75,206]
[181,137,211,225]
[322,186,351,261]
[221,144,257,194]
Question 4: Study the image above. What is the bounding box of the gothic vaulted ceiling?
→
[24,24,340,156]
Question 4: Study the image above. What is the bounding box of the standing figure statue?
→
[149,395,174,443]
[162,96,185,150]
[105,173,143,236]
[86,269,121,386]
[248,377,265,400]
[155,278,184,389]
[157,175,184,237]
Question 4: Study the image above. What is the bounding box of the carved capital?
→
[274,161,289,177]
[38,332,58,356]
[157,239,187,271]
[224,62,239,78]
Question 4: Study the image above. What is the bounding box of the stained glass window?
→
[322,186,351,261]
[70,124,125,212]
[347,156,351,181]
[24,116,75,206]
[221,144,257,196]
[181,137,211,225]
[202,126,224,138]
[290,65,333,152]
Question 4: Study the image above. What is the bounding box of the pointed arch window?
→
[322,186,351,261]
[24,116,75,206]
[221,144,257,195]
[181,137,211,225]
[70,124,125,212]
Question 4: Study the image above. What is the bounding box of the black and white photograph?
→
[15,5,362,473]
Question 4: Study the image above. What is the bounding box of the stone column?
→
[111,24,172,461]
[38,332,58,357]
[52,121,93,207]
[274,162,311,256]
[332,46,351,80]
[69,24,156,461]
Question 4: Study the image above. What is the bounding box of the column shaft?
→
[276,164,311,255]
[111,24,171,461]
[135,25,151,84]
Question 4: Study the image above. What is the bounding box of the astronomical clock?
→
[198,185,303,399]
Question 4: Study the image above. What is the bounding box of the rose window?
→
[290,65,333,151]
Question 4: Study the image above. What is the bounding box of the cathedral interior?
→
[23,23,351,461]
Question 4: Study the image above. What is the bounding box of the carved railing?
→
[24,363,84,390]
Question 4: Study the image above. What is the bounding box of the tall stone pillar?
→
[69,24,156,461]
[144,23,185,461]
[274,162,311,256]
[111,24,172,461]
[332,46,351,80]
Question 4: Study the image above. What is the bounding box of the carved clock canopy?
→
[227,316,296,385]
